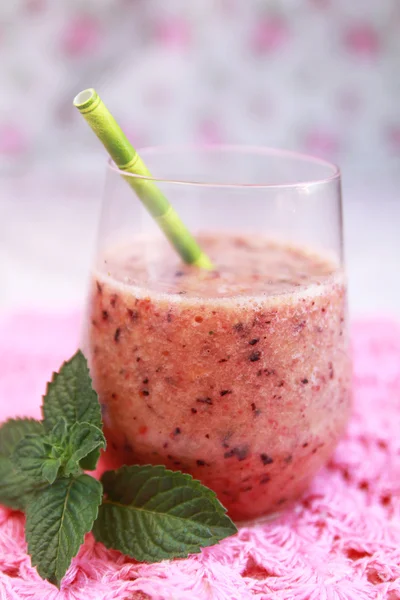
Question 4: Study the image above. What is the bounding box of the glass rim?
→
[106,144,341,189]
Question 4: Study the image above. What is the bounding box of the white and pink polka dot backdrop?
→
[0,0,399,316]
[0,0,399,171]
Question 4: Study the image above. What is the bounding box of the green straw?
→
[73,88,214,270]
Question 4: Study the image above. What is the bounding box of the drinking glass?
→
[83,146,352,522]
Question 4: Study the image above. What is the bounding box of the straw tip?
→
[193,253,215,271]
[73,88,99,112]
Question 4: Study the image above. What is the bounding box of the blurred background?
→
[1,0,399,316]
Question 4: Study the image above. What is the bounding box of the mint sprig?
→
[42,350,103,471]
[26,475,103,587]
[0,350,237,588]
[13,432,62,485]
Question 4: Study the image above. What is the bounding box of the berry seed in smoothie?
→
[85,234,351,522]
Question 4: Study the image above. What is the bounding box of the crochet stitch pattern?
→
[0,313,399,599]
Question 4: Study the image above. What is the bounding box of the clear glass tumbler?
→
[83,146,352,522]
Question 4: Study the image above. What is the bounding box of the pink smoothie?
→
[85,234,351,521]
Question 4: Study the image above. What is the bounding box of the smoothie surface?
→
[96,234,340,300]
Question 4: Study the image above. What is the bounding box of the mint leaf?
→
[64,423,106,476]
[26,475,102,588]
[93,465,237,562]
[42,351,102,470]
[42,350,101,431]
[41,458,62,485]
[0,418,44,456]
[0,418,46,509]
[13,421,105,483]
[48,418,69,447]
[0,457,46,510]
[13,434,60,484]
[79,449,100,471]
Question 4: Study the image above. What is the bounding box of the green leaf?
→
[25,475,102,588]
[0,456,46,510]
[78,448,100,472]
[93,465,237,562]
[64,423,106,477]
[0,418,44,456]
[12,434,62,485]
[12,420,105,485]
[48,418,69,447]
[41,458,62,485]
[42,350,102,431]
[42,350,102,471]
[0,418,46,509]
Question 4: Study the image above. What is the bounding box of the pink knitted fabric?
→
[0,312,399,600]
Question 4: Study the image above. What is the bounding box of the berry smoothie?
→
[85,234,351,521]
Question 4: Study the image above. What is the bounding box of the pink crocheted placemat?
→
[0,313,399,600]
